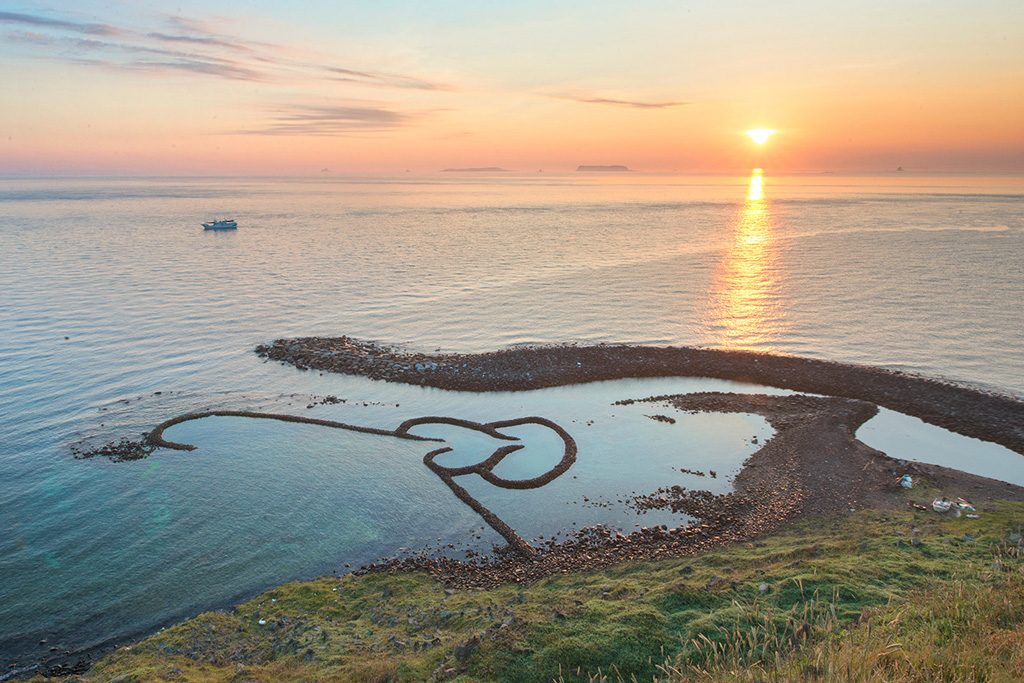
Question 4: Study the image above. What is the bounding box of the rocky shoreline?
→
[355,389,1024,590]
[256,337,1024,455]
[361,392,875,588]
[254,337,1024,588]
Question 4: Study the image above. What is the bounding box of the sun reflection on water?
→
[748,168,764,200]
[704,169,784,350]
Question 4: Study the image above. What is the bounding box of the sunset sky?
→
[2,0,1022,174]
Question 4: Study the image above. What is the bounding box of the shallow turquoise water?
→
[0,373,773,663]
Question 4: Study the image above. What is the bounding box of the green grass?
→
[35,503,1024,683]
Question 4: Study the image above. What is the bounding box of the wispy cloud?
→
[1,10,270,80]
[322,66,454,92]
[242,104,416,136]
[161,14,215,35]
[133,58,263,80]
[52,55,257,81]
[146,31,257,54]
[3,29,53,44]
[28,33,268,80]
[1,9,449,91]
[68,34,245,61]
[553,93,689,109]
[0,10,121,36]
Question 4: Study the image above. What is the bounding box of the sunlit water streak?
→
[705,169,785,348]
[1,172,1023,665]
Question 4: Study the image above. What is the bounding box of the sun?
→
[746,128,776,145]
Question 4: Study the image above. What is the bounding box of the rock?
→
[453,636,479,661]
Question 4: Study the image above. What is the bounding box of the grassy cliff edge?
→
[37,500,1024,683]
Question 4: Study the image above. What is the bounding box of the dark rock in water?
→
[72,437,151,462]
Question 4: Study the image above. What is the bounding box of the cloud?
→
[1,10,265,80]
[553,93,689,109]
[161,14,223,36]
[2,9,450,92]
[242,104,416,136]
[132,59,263,81]
[3,29,52,44]
[45,35,268,80]
[55,55,261,81]
[0,10,122,36]
[146,31,257,54]
[323,66,454,92]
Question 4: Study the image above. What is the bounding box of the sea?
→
[1,171,1023,671]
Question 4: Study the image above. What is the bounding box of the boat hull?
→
[202,220,237,230]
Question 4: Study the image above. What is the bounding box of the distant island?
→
[576,164,630,172]
[441,167,510,172]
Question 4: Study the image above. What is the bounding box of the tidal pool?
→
[858,407,1024,487]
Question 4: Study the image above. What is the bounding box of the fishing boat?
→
[202,219,237,230]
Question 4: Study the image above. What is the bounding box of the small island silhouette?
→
[576,164,630,172]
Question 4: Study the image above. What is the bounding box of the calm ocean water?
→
[1,171,1023,668]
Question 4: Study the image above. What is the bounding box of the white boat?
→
[202,219,237,230]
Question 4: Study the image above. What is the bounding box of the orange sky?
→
[2,1,1022,174]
